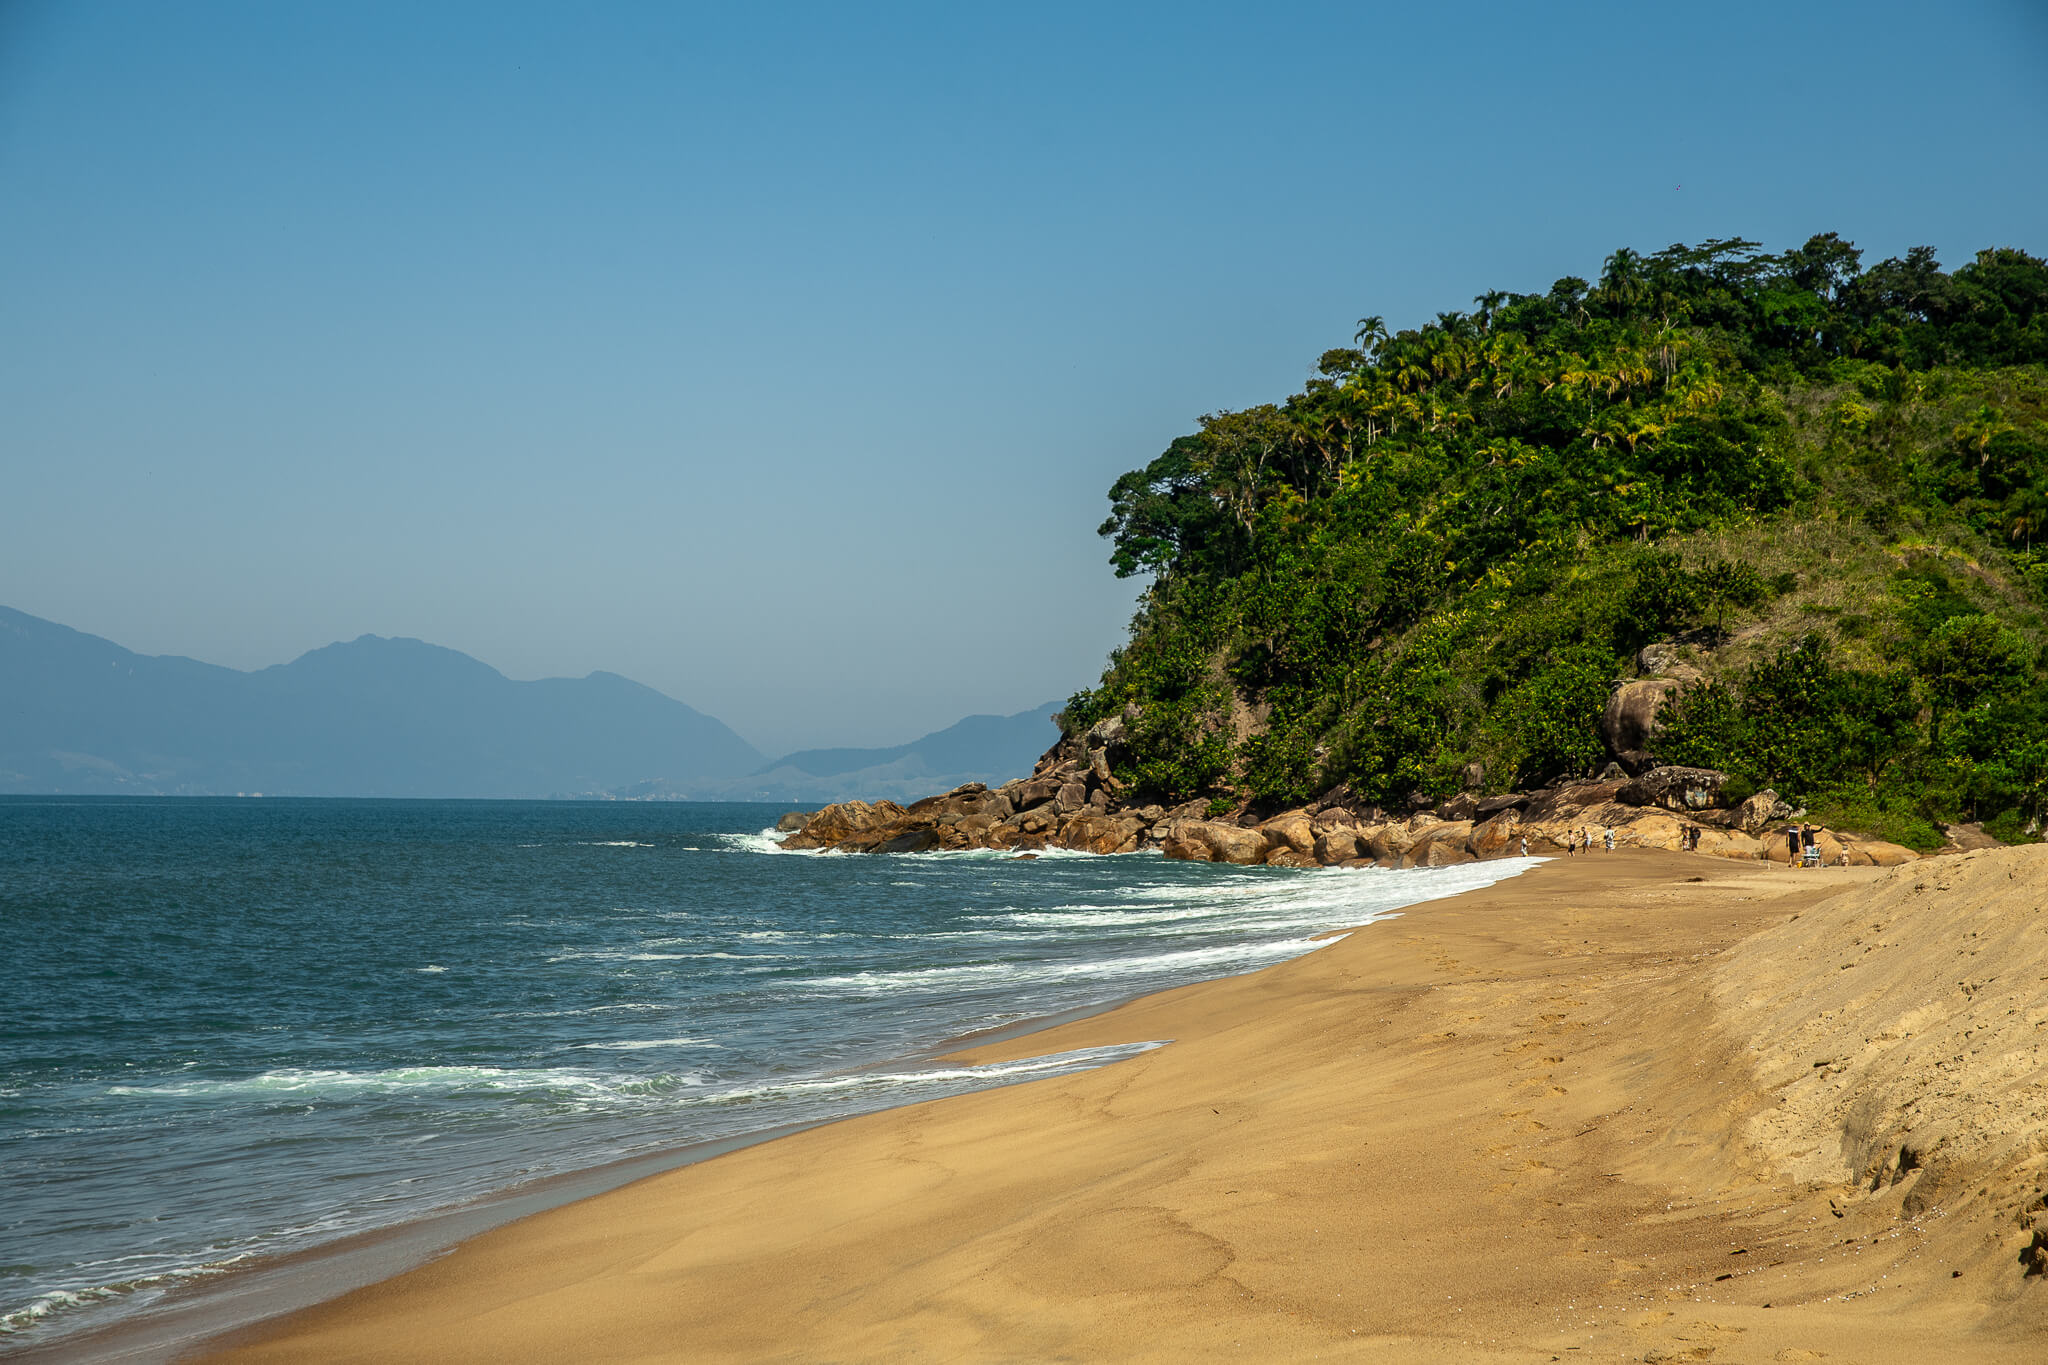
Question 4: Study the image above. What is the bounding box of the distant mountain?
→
[608,702,1065,804]
[0,606,763,797]
[768,702,1062,780]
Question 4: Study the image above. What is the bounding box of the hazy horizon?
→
[4,0,2044,754]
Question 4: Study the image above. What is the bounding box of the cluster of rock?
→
[774,717,1922,869]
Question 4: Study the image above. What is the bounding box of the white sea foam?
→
[107,1066,633,1100]
[688,1042,1165,1106]
[807,936,1334,996]
[416,965,448,973]
[572,1038,718,1051]
[0,1254,252,1335]
[714,830,798,855]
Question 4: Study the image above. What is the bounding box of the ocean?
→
[0,797,1532,1353]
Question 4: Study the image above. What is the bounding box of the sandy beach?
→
[201,848,2048,1363]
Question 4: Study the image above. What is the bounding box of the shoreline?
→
[6,1003,1173,1365]
[8,860,1476,1363]
[197,848,2048,1363]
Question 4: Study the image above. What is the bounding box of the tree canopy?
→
[1067,235,2048,848]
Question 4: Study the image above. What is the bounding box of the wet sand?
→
[203,850,2048,1363]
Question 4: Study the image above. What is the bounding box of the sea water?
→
[0,797,1533,1350]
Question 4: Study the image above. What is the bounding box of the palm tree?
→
[1353,315,1390,360]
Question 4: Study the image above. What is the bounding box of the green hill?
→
[1062,235,2048,849]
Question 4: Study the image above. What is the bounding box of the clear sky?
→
[3,1,2044,755]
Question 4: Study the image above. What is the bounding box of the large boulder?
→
[1084,714,1128,754]
[1013,776,1063,809]
[1171,820,1269,865]
[1309,806,1358,835]
[1695,828,1765,861]
[1054,781,1090,814]
[1060,814,1145,855]
[1436,792,1481,821]
[1468,810,1523,858]
[1614,812,1688,851]
[1616,766,1727,813]
[796,800,908,846]
[1360,822,1413,864]
[1404,821,1474,867]
[1521,781,1628,825]
[1258,809,1316,856]
[1265,847,1318,868]
[1313,827,1362,865]
[870,829,940,854]
[1601,675,1694,756]
[1733,790,1783,835]
[1859,840,1920,866]
[1160,833,1214,862]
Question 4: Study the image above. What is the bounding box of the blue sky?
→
[3,0,2044,754]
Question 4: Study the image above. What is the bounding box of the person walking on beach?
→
[1603,827,1615,852]
[1519,834,1529,857]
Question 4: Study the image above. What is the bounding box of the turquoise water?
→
[0,797,1530,1349]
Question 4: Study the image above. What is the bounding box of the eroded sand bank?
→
[205,849,2048,1363]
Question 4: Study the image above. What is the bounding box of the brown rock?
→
[1403,821,1474,867]
[1161,834,1214,862]
[1616,766,1727,814]
[775,811,809,833]
[1520,782,1626,825]
[1361,822,1414,864]
[1174,820,1268,865]
[1308,807,1357,836]
[1014,777,1063,809]
[1861,840,1920,866]
[871,829,940,854]
[1055,781,1089,814]
[1258,809,1315,855]
[1436,792,1480,822]
[1060,814,1144,855]
[1733,790,1781,835]
[1414,839,1475,868]
[1313,828,1362,865]
[1468,811,1522,859]
[1615,812,1687,851]
[1265,848,1317,868]
[1695,829,1765,861]
[799,800,908,845]
[1600,672,1698,755]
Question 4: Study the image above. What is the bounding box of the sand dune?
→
[205,849,2048,1362]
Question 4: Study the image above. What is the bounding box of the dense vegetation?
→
[1064,235,2048,849]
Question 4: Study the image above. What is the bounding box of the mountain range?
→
[0,606,1056,801]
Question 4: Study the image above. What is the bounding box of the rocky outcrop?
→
[1616,765,1725,813]
[773,723,1919,872]
[1601,677,1689,757]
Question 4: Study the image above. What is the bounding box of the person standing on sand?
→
[1604,827,1615,852]
[1519,834,1529,857]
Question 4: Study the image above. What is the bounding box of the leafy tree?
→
[1917,614,2031,736]
[1074,233,2048,829]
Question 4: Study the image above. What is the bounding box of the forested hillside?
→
[1064,236,2048,849]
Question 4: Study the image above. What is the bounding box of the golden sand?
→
[205,848,2048,1363]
